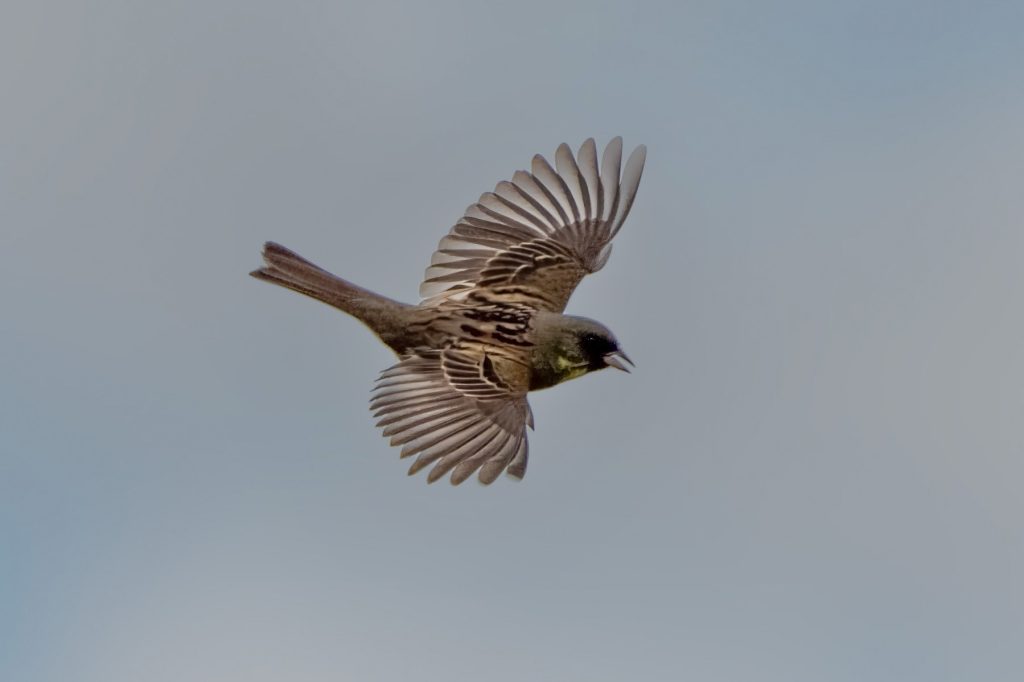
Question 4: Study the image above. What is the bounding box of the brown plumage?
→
[251,138,646,484]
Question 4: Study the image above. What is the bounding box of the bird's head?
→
[560,316,634,375]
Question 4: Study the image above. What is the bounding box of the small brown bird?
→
[251,137,646,484]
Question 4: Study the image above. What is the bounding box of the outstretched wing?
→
[370,350,533,485]
[420,137,647,312]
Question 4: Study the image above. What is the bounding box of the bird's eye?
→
[579,332,614,356]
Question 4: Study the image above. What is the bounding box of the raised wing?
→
[420,137,647,312]
[370,350,533,485]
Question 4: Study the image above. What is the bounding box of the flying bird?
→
[251,137,647,484]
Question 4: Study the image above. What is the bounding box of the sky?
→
[2,1,1023,680]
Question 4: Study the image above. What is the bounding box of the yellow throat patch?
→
[554,355,589,382]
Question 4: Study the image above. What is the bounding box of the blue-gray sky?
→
[3,2,1023,680]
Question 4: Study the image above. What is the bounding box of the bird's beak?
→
[604,349,634,373]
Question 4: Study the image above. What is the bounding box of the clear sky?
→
[3,2,1023,680]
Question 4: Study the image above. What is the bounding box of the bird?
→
[251,137,647,485]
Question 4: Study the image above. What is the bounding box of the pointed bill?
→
[604,349,634,373]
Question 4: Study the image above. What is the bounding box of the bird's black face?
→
[578,330,634,373]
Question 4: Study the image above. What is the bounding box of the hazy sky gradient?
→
[3,2,1023,680]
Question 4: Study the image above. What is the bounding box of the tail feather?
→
[250,242,410,348]
[250,241,369,313]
